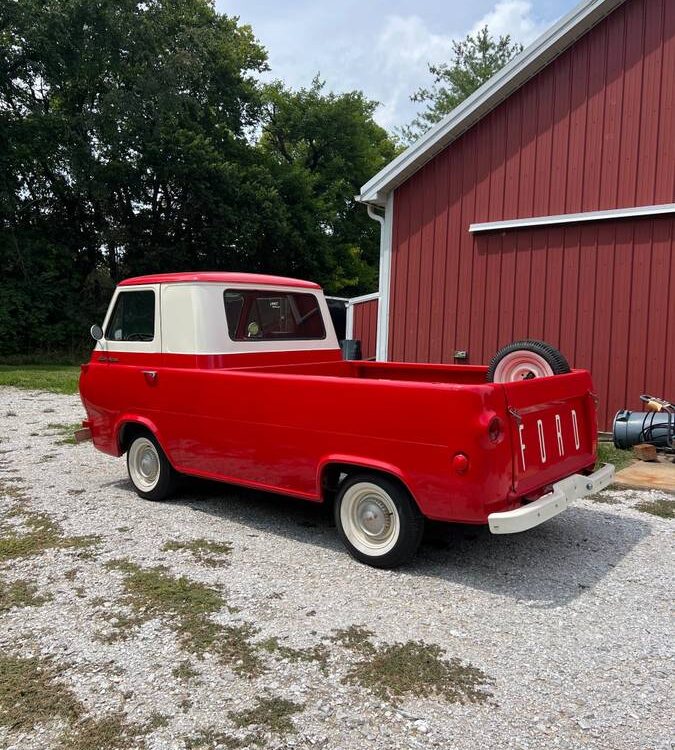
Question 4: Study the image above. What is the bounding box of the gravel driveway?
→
[0,387,673,750]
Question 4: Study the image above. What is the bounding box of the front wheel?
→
[126,433,177,501]
[334,474,424,568]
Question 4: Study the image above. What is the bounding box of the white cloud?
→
[216,0,564,130]
[376,15,451,71]
[369,4,550,129]
[370,15,454,129]
[471,1,550,46]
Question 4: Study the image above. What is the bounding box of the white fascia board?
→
[358,0,625,207]
[469,203,675,233]
[346,292,380,306]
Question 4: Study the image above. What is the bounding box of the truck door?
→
[98,285,165,444]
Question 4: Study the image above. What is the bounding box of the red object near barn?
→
[355,0,675,430]
[79,272,613,568]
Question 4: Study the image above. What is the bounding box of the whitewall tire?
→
[126,433,177,501]
[487,340,571,382]
[335,473,424,568]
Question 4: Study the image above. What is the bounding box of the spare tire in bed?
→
[487,340,571,382]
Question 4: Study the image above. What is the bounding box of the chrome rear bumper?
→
[488,463,615,534]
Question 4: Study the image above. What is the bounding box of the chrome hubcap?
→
[340,482,400,557]
[138,447,159,482]
[357,496,391,538]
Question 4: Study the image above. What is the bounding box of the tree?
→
[0,0,270,354]
[258,77,397,294]
[400,26,523,143]
[0,1,397,357]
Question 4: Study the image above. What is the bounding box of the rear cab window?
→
[224,289,325,341]
[105,290,156,342]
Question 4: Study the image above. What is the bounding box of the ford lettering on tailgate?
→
[516,408,581,471]
[502,372,597,495]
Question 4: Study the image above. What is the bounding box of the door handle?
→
[142,370,158,385]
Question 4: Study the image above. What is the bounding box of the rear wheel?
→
[126,433,177,501]
[487,340,570,382]
[334,473,424,568]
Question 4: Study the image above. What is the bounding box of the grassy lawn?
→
[0,365,80,395]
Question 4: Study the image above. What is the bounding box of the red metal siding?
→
[388,0,675,429]
[352,299,378,360]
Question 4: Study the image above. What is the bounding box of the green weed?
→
[635,498,674,519]
[162,538,232,567]
[230,695,303,736]
[0,654,82,731]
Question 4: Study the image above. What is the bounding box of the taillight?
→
[488,416,504,443]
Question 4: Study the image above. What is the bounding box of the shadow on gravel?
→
[121,474,654,608]
[412,508,651,607]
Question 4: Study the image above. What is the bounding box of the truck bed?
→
[230,358,490,385]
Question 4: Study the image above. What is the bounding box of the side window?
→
[105,290,155,342]
[224,289,325,341]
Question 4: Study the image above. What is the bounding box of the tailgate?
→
[501,371,598,496]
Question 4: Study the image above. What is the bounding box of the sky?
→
[215,0,578,131]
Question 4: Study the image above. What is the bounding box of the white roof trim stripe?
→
[359,0,625,207]
[469,204,675,233]
[346,292,380,306]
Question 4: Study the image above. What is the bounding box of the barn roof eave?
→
[358,0,626,207]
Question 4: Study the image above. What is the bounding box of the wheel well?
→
[118,422,152,454]
[320,463,416,507]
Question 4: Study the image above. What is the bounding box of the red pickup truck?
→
[79,272,613,567]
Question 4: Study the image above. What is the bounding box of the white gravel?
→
[0,386,673,750]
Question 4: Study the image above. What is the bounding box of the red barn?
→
[356,0,674,429]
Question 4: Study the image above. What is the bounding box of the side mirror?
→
[90,324,104,341]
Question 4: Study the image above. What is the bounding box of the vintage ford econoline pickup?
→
[79,272,613,567]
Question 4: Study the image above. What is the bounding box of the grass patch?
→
[162,538,233,567]
[56,711,155,750]
[0,477,28,502]
[230,696,303,736]
[597,442,633,472]
[634,497,674,519]
[259,636,329,670]
[331,625,376,654]
[46,422,81,446]
[108,559,225,620]
[145,712,170,731]
[589,493,621,505]
[0,508,100,563]
[0,365,80,395]
[105,560,264,676]
[339,630,493,705]
[0,578,51,613]
[172,660,200,681]
[185,729,250,749]
[0,654,82,731]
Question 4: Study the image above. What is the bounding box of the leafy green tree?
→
[0,0,269,354]
[259,78,397,294]
[0,1,397,356]
[401,26,523,143]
